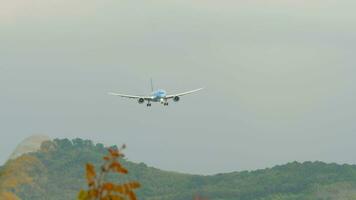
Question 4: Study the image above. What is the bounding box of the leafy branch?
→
[78,145,140,200]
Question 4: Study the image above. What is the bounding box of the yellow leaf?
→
[110,162,128,174]
[77,190,88,200]
[108,148,120,158]
[127,181,141,189]
[128,191,137,200]
[103,194,125,200]
[86,163,96,186]
[102,182,114,191]
[88,189,99,198]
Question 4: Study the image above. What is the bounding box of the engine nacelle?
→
[138,98,145,104]
[173,96,180,102]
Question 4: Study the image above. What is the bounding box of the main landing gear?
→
[147,103,151,107]
[163,102,169,106]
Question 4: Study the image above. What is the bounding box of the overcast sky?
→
[1,0,356,175]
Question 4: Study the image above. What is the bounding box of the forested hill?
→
[1,138,356,200]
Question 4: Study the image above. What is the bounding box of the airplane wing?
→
[108,92,152,100]
[166,88,203,99]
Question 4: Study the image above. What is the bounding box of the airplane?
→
[109,79,203,107]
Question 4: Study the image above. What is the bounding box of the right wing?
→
[108,92,152,100]
[166,88,203,99]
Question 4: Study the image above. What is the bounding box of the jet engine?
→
[138,98,145,104]
[173,96,180,102]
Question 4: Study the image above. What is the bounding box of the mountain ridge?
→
[1,138,356,200]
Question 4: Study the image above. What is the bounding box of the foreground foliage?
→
[78,146,140,200]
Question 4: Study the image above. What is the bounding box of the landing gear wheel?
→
[147,103,151,107]
[164,103,169,106]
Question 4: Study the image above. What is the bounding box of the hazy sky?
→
[1,0,356,174]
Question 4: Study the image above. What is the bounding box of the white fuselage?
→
[150,89,167,103]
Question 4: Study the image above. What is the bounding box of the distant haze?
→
[1,0,356,174]
[9,135,50,160]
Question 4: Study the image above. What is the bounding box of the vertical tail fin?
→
[150,78,154,92]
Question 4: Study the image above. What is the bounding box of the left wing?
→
[108,92,152,100]
[166,88,203,99]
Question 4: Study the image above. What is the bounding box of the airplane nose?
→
[160,98,166,104]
